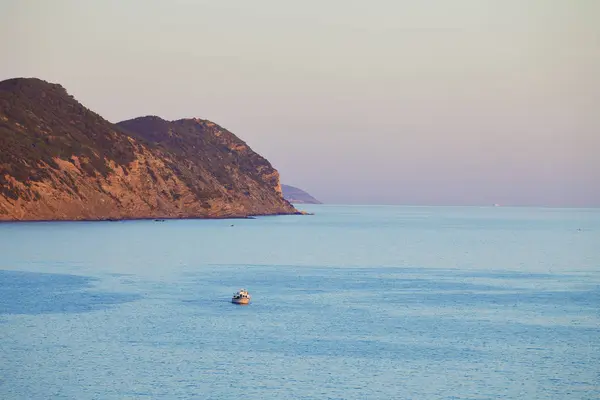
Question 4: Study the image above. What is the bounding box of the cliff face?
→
[281,184,322,204]
[0,78,297,221]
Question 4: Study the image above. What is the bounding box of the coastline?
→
[0,210,310,223]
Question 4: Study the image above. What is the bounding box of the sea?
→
[0,205,598,399]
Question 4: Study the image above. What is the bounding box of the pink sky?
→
[2,0,599,206]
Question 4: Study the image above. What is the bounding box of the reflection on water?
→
[0,270,140,315]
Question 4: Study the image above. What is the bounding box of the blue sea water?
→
[0,205,598,399]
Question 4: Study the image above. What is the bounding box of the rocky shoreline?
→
[0,210,313,223]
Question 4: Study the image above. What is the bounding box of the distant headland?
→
[281,184,321,204]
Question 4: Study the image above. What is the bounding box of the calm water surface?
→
[1,205,599,399]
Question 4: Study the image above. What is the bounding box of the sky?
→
[1,0,599,206]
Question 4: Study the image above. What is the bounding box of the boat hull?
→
[232,297,250,305]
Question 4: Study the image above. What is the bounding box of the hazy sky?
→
[2,0,599,206]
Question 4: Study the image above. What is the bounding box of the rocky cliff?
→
[0,78,297,221]
[281,184,321,204]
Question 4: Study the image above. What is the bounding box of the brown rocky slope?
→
[0,77,298,221]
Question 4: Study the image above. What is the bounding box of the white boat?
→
[232,288,251,305]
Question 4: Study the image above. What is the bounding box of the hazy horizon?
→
[2,0,599,207]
